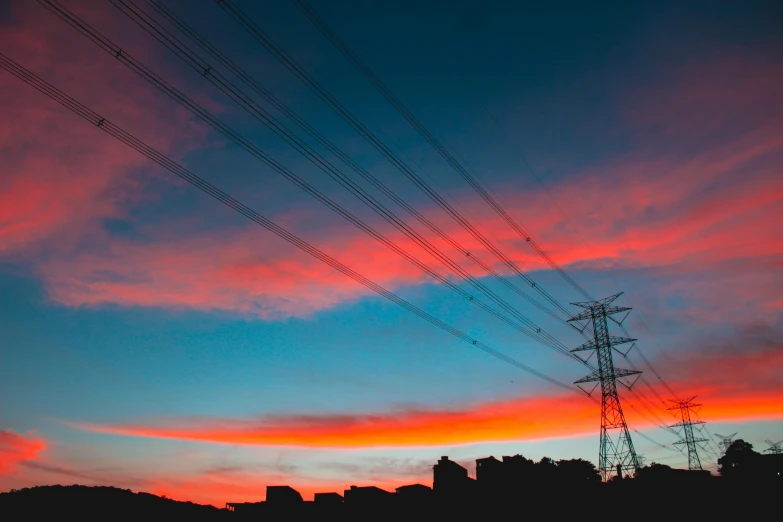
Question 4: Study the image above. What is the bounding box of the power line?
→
[0,50,580,395]
[480,102,681,401]
[136,0,575,330]
[216,0,688,445]
[37,0,573,357]
[107,0,586,360]
[40,0,684,454]
[117,4,708,439]
[215,0,581,322]
[630,428,678,453]
[481,108,683,413]
[213,0,686,431]
[292,0,593,302]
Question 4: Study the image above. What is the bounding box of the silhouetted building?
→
[343,485,392,504]
[226,486,303,517]
[476,456,504,484]
[314,492,343,506]
[225,501,263,514]
[636,463,710,481]
[266,485,303,505]
[434,456,473,493]
[395,484,432,498]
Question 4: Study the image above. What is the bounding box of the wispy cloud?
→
[14,50,777,321]
[0,0,209,258]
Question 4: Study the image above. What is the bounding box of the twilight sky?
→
[1,0,782,506]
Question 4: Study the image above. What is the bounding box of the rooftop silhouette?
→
[9,448,777,520]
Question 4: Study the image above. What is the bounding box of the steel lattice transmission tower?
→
[568,292,641,481]
[668,397,708,470]
[714,432,738,454]
[764,439,783,454]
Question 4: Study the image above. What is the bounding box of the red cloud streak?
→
[0,430,46,474]
[70,383,783,449]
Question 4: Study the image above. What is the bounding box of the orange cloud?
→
[70,338,783,450]
[67,373,783,450]
[70,393,597,448]
[0,430,46,474]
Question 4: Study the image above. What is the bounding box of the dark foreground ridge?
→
[2,441,781,521]
[0,485,229,520]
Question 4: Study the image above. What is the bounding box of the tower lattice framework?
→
[714,432,737,454]
[668,397,707,470]
[764,440,783,454]
[568,293,641,481]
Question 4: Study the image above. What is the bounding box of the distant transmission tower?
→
[568,293,641,481]
[764,439,783,454]
[714,432,738,454]
[668,397,708,470]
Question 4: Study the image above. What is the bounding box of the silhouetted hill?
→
[0,485,229,519]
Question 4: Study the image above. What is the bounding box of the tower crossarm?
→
[673,438,708,445]
[670,420,705,428]
[567,306,633,323]
[571,292,625,308]
[764,439,783,454]
[576,368,642,384]
[571,336,636,352]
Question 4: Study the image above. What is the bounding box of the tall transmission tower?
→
[668,397,708,470]
[714,432,738,454]
[764,439,783,454]
[568,293,641,481]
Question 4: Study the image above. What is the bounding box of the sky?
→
[1,0,782,507]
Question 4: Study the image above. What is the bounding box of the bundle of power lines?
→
[2,0,722,470]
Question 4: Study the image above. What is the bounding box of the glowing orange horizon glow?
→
[146,471,424,507]
[69,393,597,448]
[69,385,783,449]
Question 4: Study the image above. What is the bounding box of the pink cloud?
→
[0,1,208,257]
[34,90,782,320]
[1,9,779,324]
[0,430,46,474]
[35,225,426,319]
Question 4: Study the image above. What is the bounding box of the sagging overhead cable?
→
[215,0,580,321]
[37,0,571,357]
[0,51,579,394]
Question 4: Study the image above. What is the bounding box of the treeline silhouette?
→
[1,441,779,521]
[0,485,229,520]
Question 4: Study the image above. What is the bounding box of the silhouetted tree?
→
[556,458,601,483]
[635,462,674,480]
[535,457,558,481]
[718,439,761,478]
